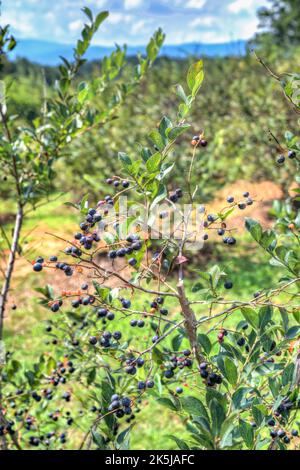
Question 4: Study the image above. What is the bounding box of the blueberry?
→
[137,381,146,390]
[277,155,285,164]
[121,397,131,407]
[291,429,298,437]
[207,214,216,222]
[202,234,208,240]
[170,193,178,203]
[238,203,246,210]
[243,192,249,197]
[49,256,57,262]
[137,357,144,367]
[283,436,290,444]
[277,429,286,438]
[237,337,246,347]
[129,258,137,266]
[137,320,145,328]
[183,349,191,356]
[116,409,124,418]
[132,241,142,251]
[227,237,236,245]
[89,336,97,345]
[106,312,115,321]
[108,250,117,259]
[74,232,82,240]
[218,228,225,236]
[270,430,277,438]
[224,281,233,289]
[288,150,296,159]
[176,387,183,394]
[164,370,174,379]
[121,299,131,309]
[267,418,275,427]
[51,303,59,312]
[130,319,137,327]
[152,335,159,343]
[146,380,154,388]
[227,196,234,203]
[111,394,119,402]
[199,362,208,370]
[113,331,122,340]
[33,263,43,272]
[122,180,129,188]
[116,248,126,257]
[160,308,168,315]
[97,308,108,318]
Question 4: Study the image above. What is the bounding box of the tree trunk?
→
[0,206,23,340]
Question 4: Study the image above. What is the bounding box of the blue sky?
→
[1,0,269,45]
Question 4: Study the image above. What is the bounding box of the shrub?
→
[1,54,300,450]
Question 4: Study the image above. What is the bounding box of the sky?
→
[1,0,270,45]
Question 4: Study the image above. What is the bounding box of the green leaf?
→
[209,398,226,437]
[239,419,254,449]
[187,60,204,96]
[241,307,259,330]
[224,357,238,386]
[168,435,190,450]
[166,124,190,141]
[156,397,178,411]
[95,11,109,29]
[197,333,212,355]
[285,326,300,339]
[182,396,210,422]
[146,152,161,173]
[149,130,165,150]
[245,218,262,242]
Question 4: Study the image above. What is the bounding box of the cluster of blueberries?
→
[201,192,252,243]
[199,362,223,387]
[28,431,67,447]
[75,230,100,251]
[169,188,183,204]
[191,135,208,147]
[277,150,296,165]
[106,178,130,189]
[89,330,122,347]
[0,421,15,437]
[267,414,298,443]
[107,394,133,419]
[163,350,193,379]
[108,233,142,263]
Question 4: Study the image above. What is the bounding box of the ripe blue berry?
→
[33,263,43,272]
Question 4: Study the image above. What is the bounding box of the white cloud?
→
[1,10,36,37]
[185,0,206,8]
[124,0,144,10]
[108,12,132,24]
[190,16,215,27]
[228,0,266,14]
[131,20,147,34]
[68,19,82,32]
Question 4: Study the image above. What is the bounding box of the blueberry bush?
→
[1,3,300,450]
[0,39,300,450]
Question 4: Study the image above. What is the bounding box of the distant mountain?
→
[9,39,247,65]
